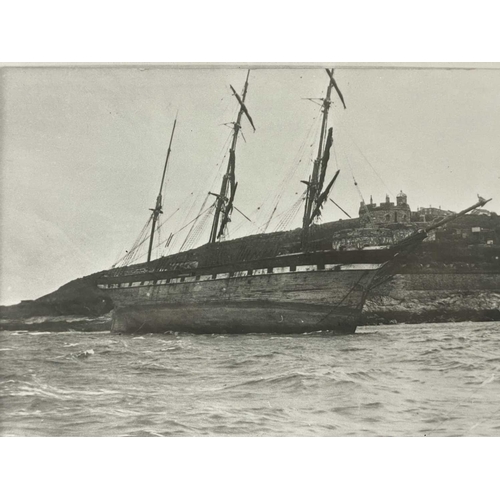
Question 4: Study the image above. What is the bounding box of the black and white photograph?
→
[1,63,499,439]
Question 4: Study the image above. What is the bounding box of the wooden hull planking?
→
[107,267,381,334]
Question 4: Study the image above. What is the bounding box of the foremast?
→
[147,118,177,262]
[301,69,346,249]
[208,70,255,243]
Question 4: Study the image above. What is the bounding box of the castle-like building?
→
[359,190,411,224]
[359,191,493,227]
[356,191,498,245]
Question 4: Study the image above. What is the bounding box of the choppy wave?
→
[1,322,499,436]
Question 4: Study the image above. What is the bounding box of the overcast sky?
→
[1,65,499,305]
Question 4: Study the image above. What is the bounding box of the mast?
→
[147,118,177,263]
[302,69,346,249]
[209,70,255,244]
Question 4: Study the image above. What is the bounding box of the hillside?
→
[0,271,112,320]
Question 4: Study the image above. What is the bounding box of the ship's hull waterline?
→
[106,264,385,334]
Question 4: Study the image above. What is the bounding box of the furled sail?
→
[302,69,346,247]
[209,71,254,243]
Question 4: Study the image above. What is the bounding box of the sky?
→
[1,64,499,305]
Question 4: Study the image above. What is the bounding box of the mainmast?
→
[208,70,255,244]
[147,118,177,262]
[301,69,346,249]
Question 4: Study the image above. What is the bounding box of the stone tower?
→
[396,190,408,207]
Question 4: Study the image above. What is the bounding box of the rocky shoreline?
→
[0,314,113,332]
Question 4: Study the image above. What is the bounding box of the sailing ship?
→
[97,69,490,334]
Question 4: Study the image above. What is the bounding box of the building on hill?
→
[415,206,455,222]
[358,191,499,245]
[470,208,494,216]
[359,190,411,225]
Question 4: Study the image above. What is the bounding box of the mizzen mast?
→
[147,117,177,263]
[301,68,346,249]
[208,70,255,244]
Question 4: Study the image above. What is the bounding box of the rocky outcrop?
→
[0,272,113,326]
[363,273,500,325]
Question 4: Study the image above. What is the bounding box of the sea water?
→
[1,322,499,436]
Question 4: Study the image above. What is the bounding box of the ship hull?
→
[107,265,383,334]
[112,301,359,334]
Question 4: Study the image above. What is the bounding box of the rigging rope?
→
[120,127,234,265]
[111,100,240,268]
[274,193,306,232]
[158,205,213,250]
[256,190,305,233]
[113,214,153,268]
[343,125,395,198]
[170,128,233,249]
[126,205,213,263]
[186,208,214,250]
[260,106,323,233]
[337,140,374,225]
[231,204,263,234]
[155,206,181,233]
[179,192,212,252]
